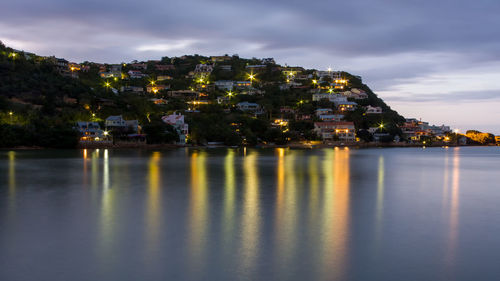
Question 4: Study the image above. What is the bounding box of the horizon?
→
[1,0,500,134]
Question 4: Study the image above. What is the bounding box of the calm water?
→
[1,147,500,281]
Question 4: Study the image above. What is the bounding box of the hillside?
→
[0,41,406,147]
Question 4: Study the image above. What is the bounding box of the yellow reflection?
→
[7,151,16,214]
[103,149,109,190]
[188,151,208,277]
[91,149,100,188]
[274,149,299,277]
[222,149,236,245]
[146,151,162,255]
[83,149,88,187]
[240,151,260,272]
[320,149,351,280]
[308,155,320,223]
[375,155,385,243]
[446,148,461,270]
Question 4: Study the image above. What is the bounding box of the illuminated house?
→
[314,121,355,141]
[75,121,105,141]
[147,84,169,94]
[215,80,235,91]
[120,86,144,93]
[337,101,357,112]
[162,112,189,144]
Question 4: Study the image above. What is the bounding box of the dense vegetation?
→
[3,41,464,148]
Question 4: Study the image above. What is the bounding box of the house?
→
[234,81,252,89]
[219,65,232,71]
[318,114,344,122]
[280,106,295,114]
[147,85,169,94]
[261,58,275,64]
[130,63,147,70]
[337,101,357,112]
[157,75,173,81]
[246,65,267,70]
[314,121,356,141]
[237,102,260,111]
[75,121,106,141]
[365,105,383,114]
[120,86,144,93]
[162,112,189,144]
[155,64,175,71]
[215,80,235,91]
[315,108,334,116]
[348,88,369,99]
[210,55,232,62]
[105,115,139,133]
[495,136,500,144]
[128,70,147,79]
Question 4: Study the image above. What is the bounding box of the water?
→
[1,147,500,281]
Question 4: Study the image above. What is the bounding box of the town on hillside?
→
[0,41,498,148]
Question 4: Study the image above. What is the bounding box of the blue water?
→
[1,147,500,281]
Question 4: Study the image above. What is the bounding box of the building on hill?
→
[314,121,355,141]
[128,70,147,79]
[155,64,175,71]
[120,86,144,93]
[75,122,107,141]
[105,115,139,133]
[318,114,344,122]
[315,108,334,116]
[495,136,500,144]
[219,65,232,71]
[162,112,189,144]
[237,102,261,112]
[261,58,275,64]
[210,55,232,62]
[157,75,173,81]
[215,80,235,91]
[147,84,169,94]
[365,105,383,114]
[337,101,357,112]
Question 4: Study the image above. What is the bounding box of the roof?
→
[314,121,354,127]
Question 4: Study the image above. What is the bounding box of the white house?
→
[237,102,260,111]
[314,121,356,141]
[162,112,189,144]
[365,105,383,114]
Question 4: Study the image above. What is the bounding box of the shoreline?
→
[2,142,498,151]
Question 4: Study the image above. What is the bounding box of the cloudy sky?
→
[1,0,500,133]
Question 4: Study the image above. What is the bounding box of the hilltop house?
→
[128,70,147,79]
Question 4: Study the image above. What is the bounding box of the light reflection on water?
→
[1,147,500,281]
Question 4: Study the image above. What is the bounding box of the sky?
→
[1,0,500,134]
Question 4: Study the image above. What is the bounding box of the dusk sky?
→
[2,0,499,133]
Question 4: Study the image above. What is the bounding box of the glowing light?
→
[103,131,109,136]
[9,111,13,116]
[312,79,317,84]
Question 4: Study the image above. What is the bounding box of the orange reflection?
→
[83,149,88,187]
[240,151,260,273]
[320,149,351,280]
